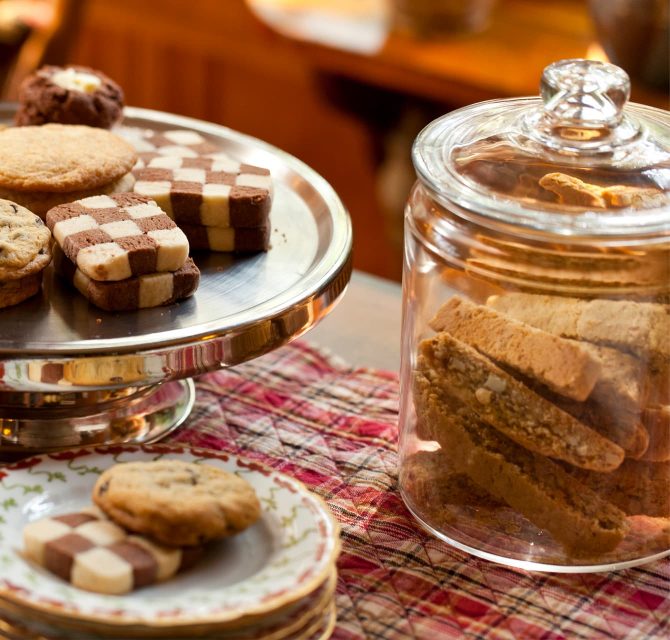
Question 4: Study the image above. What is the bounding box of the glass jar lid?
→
[412,59,670,238]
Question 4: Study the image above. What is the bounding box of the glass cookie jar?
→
[398,59,670,572]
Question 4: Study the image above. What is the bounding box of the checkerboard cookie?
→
[133,158,272,229]
[132,129,221,157]
[23,507,202,594]
[0,199,51,308]
[46,193,189,281]
[15,65,124,129]
[179,224,270,252]
[53,244,199,311]
[93,460,261,546]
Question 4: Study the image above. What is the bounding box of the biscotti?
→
[419,334,624,471]
[487,293,670,361]
[429,296,602,401]
[641,407,670,462]
[413,369,628,555]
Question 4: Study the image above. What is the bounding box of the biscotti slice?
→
[430,296,602,401]
[419,334,624,471]
[54,244,199,311]
[487,293,670,361]
[413,369,628,555]
[46,193,189,281]
[641,407,670,462]
[568,459,670,518]
[179,223,270,253]
[133,158,271,229]
[23,508,202,594]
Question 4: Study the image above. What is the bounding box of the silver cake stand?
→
[0,106,352,456]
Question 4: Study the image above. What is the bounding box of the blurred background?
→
[0,0,667,281]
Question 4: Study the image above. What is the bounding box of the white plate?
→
[0,445,340,634]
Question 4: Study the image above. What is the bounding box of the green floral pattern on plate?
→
[0,445,340,627]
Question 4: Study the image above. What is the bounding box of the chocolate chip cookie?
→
[0,199,51,308]
[93,460,261,546]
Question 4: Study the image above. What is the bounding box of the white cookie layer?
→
[76,520,126,546]
[23,519,71,565]
[164,130,205,146]
[148,228,189,271]
[51,68,101,93]
[99,219,143,239]
[71,548,133,595]
[173,168,206,183]
[237,174,272,190]
[124,203,164,219]
[157,145,198,158]
[148,156,184,169]
[201,183,231,226]
[206,227,236,251]
[134,182,173,217]
[211,157,241,173]
[53,214,98,245]
[77,242,132,281]
[139,272,174,308]
[78,195,117,209]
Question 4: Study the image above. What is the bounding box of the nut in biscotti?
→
[430,296,602,401]
[419,334,624,472]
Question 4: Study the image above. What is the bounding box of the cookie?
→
[0,199,50,277]
[133,159,272,228]
[15,65,124,129]
[0,170,135,218]
[132,129,220,156]
[53,244,199,311]
[47,193,189,281]
[93,460,261,546]
[23,507,202,594]
[179,223,270,253]
[0,199,51,307]
[0,124,136,193]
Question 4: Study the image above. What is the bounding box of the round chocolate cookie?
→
[15,65,124,129]
[93,460,262,546]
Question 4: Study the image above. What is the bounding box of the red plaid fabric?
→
[171,341,669,640]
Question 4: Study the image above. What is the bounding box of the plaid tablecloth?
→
[170,340,669,640]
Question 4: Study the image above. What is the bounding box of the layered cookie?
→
[133,156,272,253]
[15,65,124,129]
[47,193,199,311]
[23,507,201,595]
[0,124,137,217]
[0,199,51,308]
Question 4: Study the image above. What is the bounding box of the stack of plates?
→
[0,446,340,639]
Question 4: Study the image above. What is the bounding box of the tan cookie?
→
[93,460,261,546]
[0,270,44,308]
[0,199,50,277]
[0,124,136,192]
[0,172,135,218]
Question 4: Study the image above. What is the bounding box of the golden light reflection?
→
[586,41,609,63]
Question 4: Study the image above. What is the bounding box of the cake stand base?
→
[0,379,195,459]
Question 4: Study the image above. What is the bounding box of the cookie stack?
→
[45,192,200,311]
[0,199,51,308]
[0,124,137,218]
[132,129,272,252]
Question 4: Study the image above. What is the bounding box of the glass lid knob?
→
[540,59,630,128]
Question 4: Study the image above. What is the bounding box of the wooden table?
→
[248,0,668,108]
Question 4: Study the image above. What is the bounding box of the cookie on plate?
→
[23,506,202,594]
[0,124,136,217]
[93,460,261,546]
[15,65,124,129]
[0,199,51,308]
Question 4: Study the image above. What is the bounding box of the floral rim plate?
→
[0,444,340,631]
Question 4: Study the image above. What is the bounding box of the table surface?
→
[307,269,402,372]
